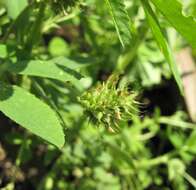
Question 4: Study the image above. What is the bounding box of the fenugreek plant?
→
[0,0,195,149]
[0,0,196,189]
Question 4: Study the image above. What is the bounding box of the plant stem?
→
[183,172,196,188]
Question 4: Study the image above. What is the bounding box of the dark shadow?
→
[6,59,28,73]
[141,78,183,116]
[56,63,83,80]
[0,83,14,101]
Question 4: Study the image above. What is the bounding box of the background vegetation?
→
[0,0,196,189]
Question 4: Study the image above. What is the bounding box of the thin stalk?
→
[10,134,28,189]
[37,153,62,190]
[25,2,45,56]
[183,172,196,188]
[159,117,196,129]
[115,23,148,72]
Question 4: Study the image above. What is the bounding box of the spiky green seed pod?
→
[78,75,139,131]
[50,0,80,13]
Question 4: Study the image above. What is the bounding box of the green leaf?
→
[150,0,196,49]
[0,44,7,58]
[0,83,65,148]
[104,0,133,48]
[6,59,84,91]
[141,0,184,94]
[49,37,70,57]
[4,0,28,19]
[52,56,90,69]
[186,130,196,153]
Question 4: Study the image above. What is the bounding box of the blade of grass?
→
[141,0,184,95]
